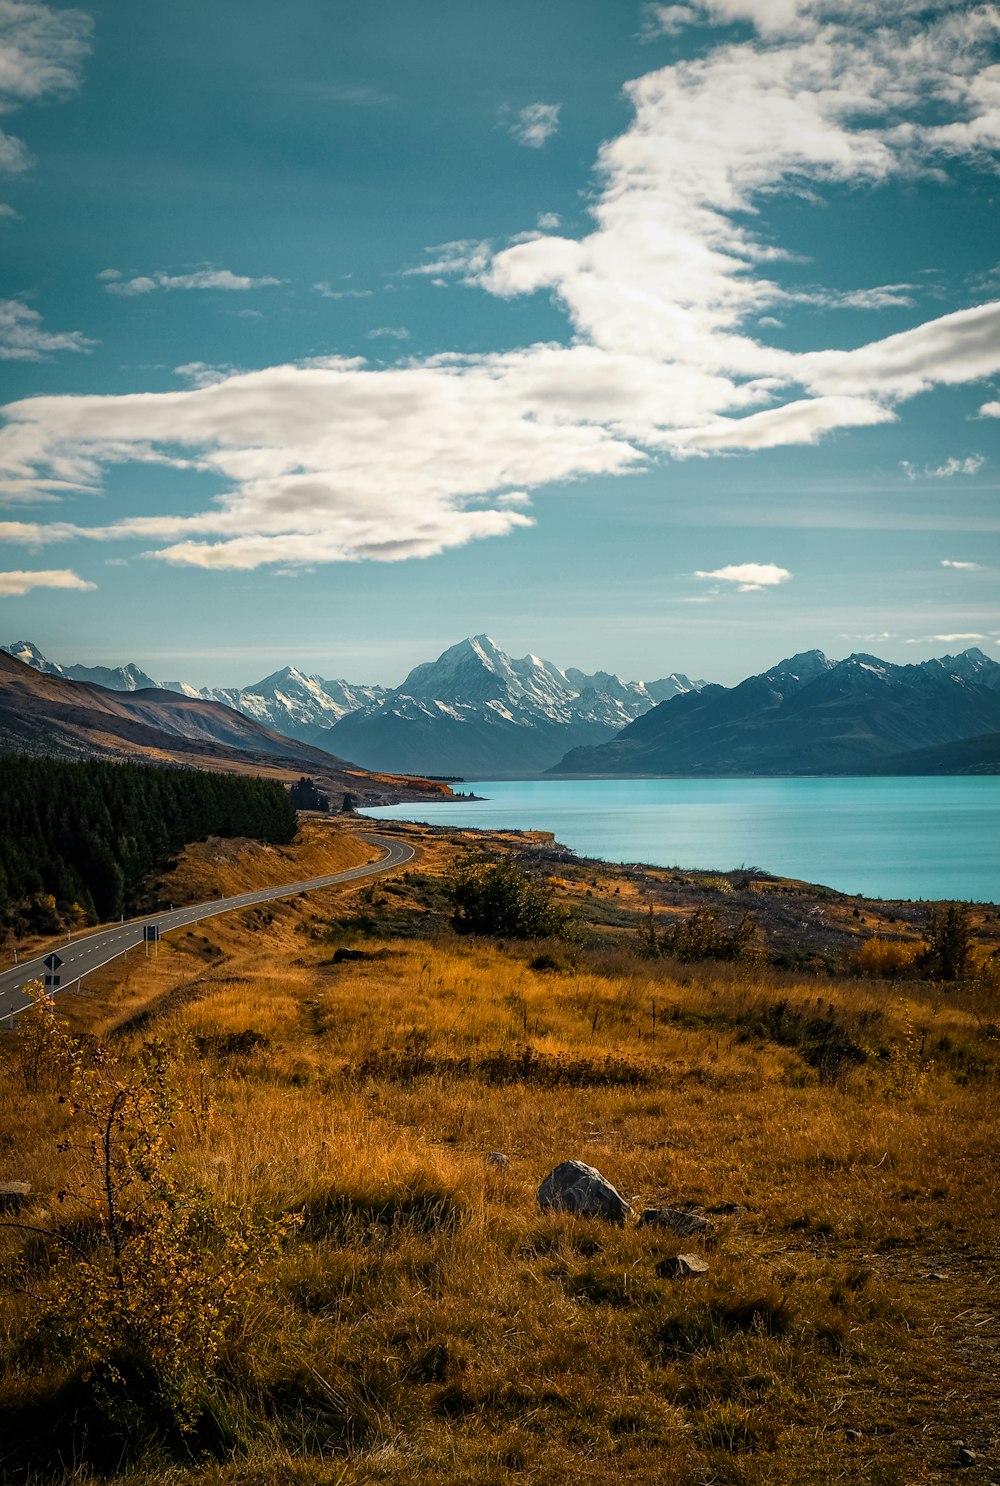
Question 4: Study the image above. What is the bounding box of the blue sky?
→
[0,0,998,687]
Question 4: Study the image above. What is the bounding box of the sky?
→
[0,0,998,689]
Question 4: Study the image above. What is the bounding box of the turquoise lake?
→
[364,776,1000,903]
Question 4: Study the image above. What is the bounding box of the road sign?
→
[44,974,60,988]
[143,924,160,942]
[43,952,63,972]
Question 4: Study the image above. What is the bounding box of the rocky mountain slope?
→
[0,652,448,805]
[325,636,704,776]
[5,638,704,776]
[551,647,1000,776]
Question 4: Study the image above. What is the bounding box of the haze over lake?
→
[366,777,1000,903]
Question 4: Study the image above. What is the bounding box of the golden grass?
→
[1,823,998,1485]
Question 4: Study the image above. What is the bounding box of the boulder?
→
[637,1206,709,1237]
[537,1160,630,1224]
[655,1252,709,1279]
[0,1181,30,1212]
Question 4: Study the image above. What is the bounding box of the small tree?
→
[920,902,973,981]
[447,857,567,940]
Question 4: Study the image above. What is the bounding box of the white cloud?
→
[507,103,561,149]
[103,268,282,296]
[0,201,19,217]
[3,4,1000,570]
[979,400,1000,418]
[0,1,91,175]
[0,566,94,596]
[901,453,985,479]
[0,297,93,361]
[367,325,409,341]
[640,5,698,40]
[941,559,981,570]
[404,239,493,280]
[904,632,987,644]
[694,561,792,591]
[313,281,373,300]
[536,212,561,230]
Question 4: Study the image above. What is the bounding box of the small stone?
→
[845,1429,861,1443]
[637,1206,710,1237]
[655,1252,709,1279]
[486,1152,510,1170]
[958,1448,977,1468]
[0,1181,30,1212]
[537,1160,631,1224]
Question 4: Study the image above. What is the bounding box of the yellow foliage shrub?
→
[857,936,919,978]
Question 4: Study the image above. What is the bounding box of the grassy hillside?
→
[1,822,998,1485]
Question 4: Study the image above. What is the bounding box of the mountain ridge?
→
[551,646,1000,776]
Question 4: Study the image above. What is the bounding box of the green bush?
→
[447,857,567,940]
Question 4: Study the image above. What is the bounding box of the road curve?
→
[0,832,414,1022]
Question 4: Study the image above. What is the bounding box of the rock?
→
[0,1181,30,1212]
[537,1160,631,1224]
[486,1152,510,1170]
[655,1252,709,1279]
[845,1429,862,1443]
[637,1206,710,1237]
[331,947,383,963]
[958,1448,977,1467]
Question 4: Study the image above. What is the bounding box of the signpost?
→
[143,924,161,958]
[43,951,63,989]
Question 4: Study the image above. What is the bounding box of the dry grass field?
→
[1,818,998,1485]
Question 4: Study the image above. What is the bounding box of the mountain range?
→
[551,648,1000,776]
[3,637,704,778]
[0,650,449,805]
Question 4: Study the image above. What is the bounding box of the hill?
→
[0,651,449,805]
[552,647,1000,776]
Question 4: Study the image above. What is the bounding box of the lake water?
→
[364,776,1000,903]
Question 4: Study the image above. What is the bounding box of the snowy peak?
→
[3,640,65,676]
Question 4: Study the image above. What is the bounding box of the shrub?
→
[857,937,919,978]
[7,984,298,1442]
[447,857,568,940]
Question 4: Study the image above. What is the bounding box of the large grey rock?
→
[537,1160,630,1224]
[637,1206,710,1237]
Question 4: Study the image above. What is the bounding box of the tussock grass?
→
[1,822,998,1484]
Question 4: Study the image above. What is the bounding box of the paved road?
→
[0,832,414,1022]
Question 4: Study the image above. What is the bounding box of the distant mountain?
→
[163,667,387,744]
[2,640,157,692]
[551,647,1000,776]
[5,636,704,776]
[0,651,448,805]
[325,635,705,776]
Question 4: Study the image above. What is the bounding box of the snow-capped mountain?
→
[1,641,157,692]
[162,667,387,743]
[3,637,705,774]
[325,635,705,776]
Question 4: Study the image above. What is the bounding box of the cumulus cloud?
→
[0,297,93,361]
[507,103,561,149]
[367,325,409,341]
[102,268,282,296]
[0,566,94,596]
[694,561,792,591]
[3,3,1000,569]
[941,559,982,570]
[901,454,986,479]
[0,0,91,175]
[979,400,1000,418]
